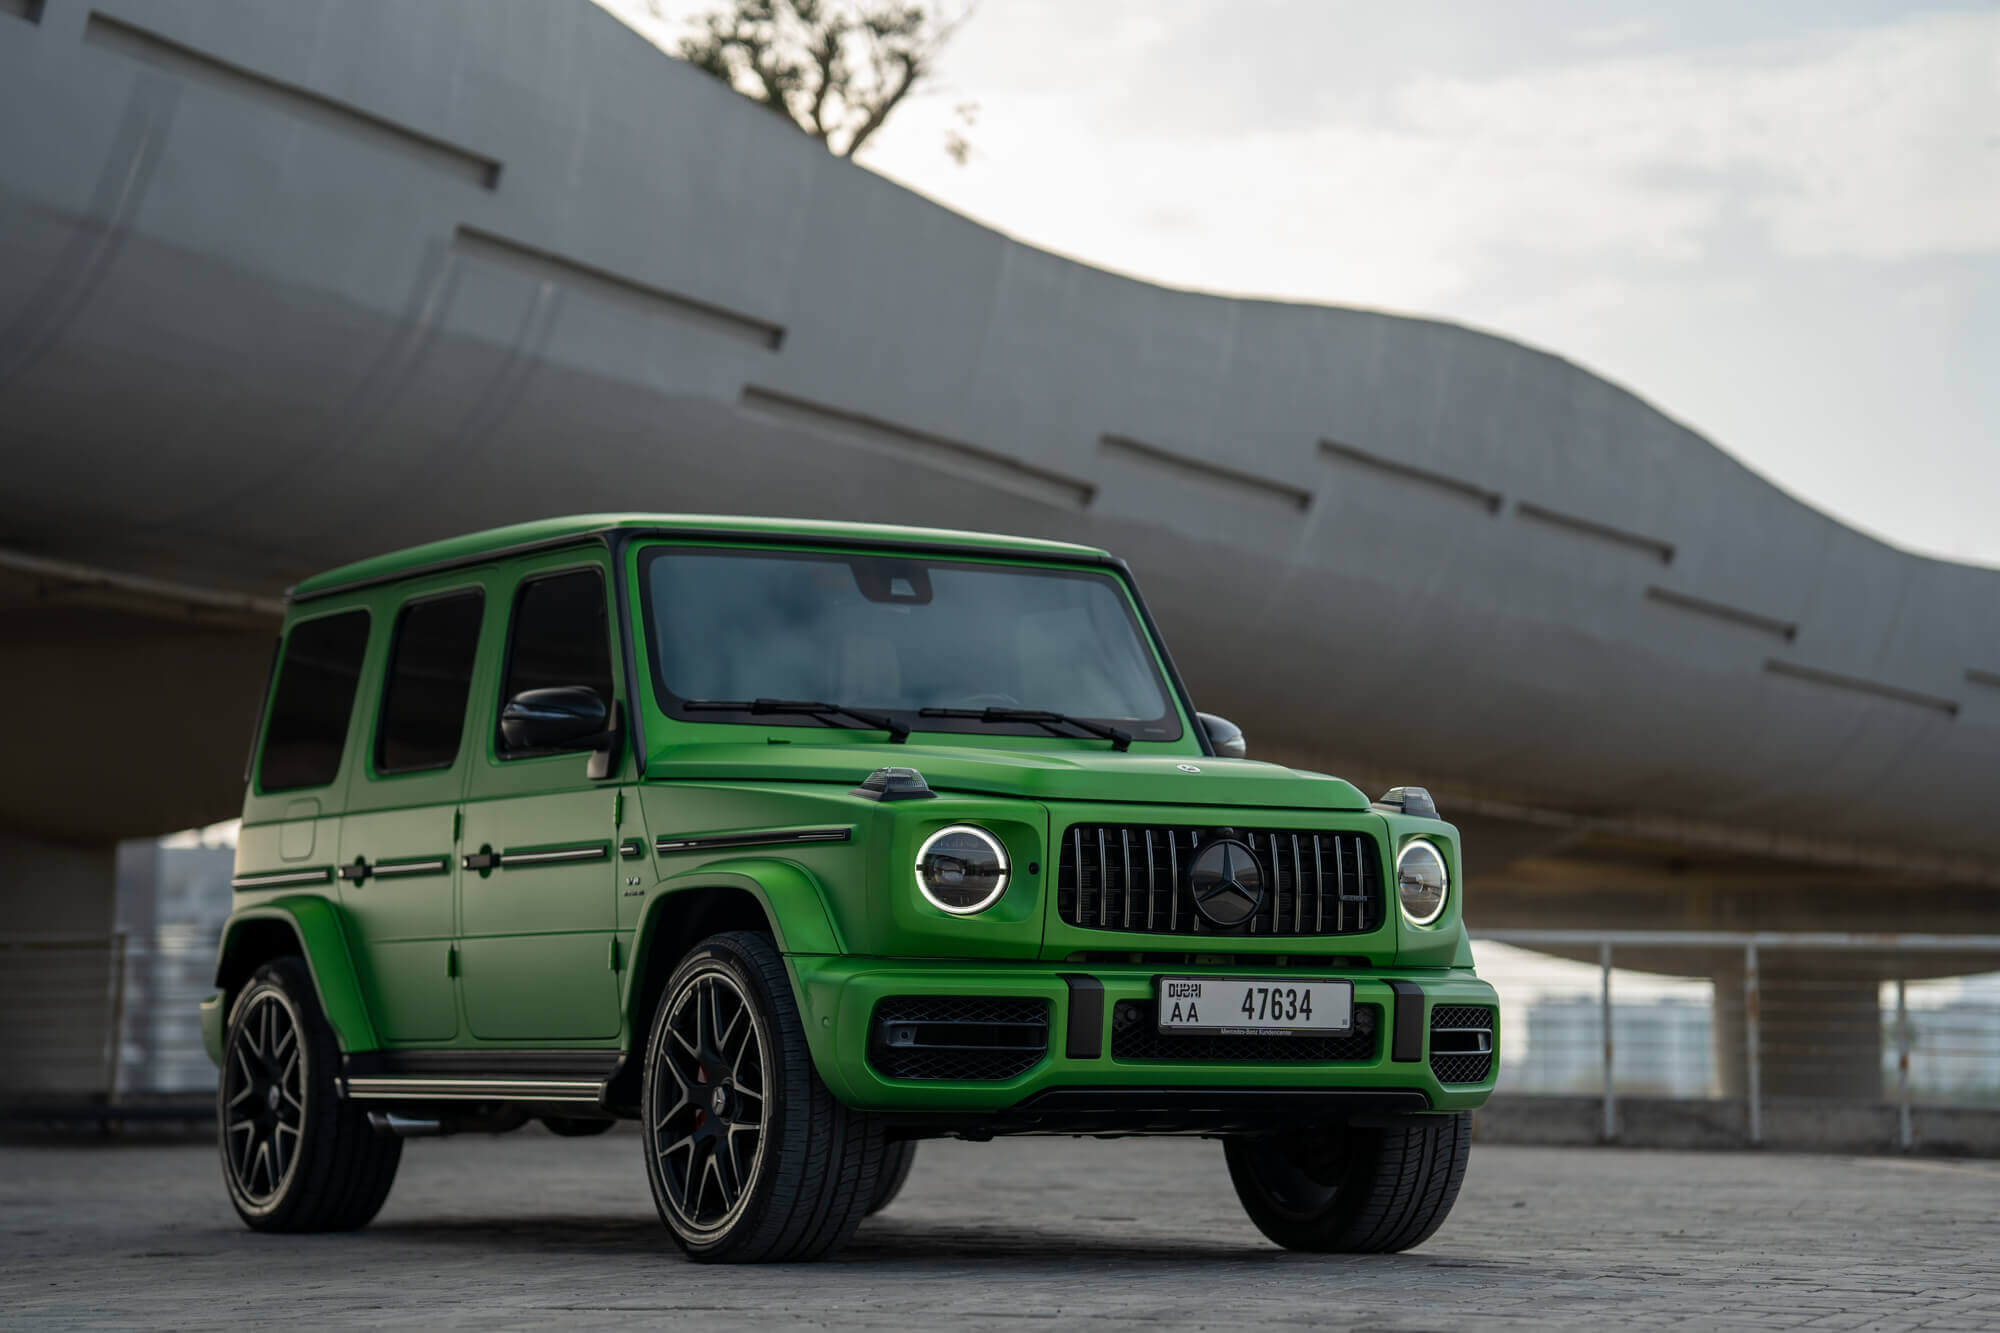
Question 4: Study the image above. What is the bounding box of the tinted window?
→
[259,610,370,792]
[498,569,614,756]
[376,591,484,774]
[640,549,1178,740]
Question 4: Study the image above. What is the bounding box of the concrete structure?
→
[4,0,1997,1101]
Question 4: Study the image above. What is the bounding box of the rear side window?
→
[376,590,484,774]
[259,610,370,792]
[497,569,614,756]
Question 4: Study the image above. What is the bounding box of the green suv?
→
[204,514,1497,1262]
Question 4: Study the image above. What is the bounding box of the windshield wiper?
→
[684,698,909,743]
[918,707,1131,752]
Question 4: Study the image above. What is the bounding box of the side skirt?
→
[339,1050,621,1110]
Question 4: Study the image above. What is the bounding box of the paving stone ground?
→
[3,1127,1997,1330]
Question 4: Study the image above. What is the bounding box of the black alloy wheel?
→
[641,931,886,1262]
[221,985,306,1205]
[218,956,401,1231]
[652,963,769,1233]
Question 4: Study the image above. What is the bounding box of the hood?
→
[641,741,1371,811]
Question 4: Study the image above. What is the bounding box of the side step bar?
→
[342,1076,605,1105]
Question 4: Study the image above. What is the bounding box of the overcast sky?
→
[606,1,2000,568]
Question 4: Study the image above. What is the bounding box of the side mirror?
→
[501,686,610,753]
[1198,712,1246,759]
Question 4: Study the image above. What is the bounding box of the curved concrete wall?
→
[2,0,1996,864]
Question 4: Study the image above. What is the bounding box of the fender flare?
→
[620,858,844,1018]
[214,896,380,1054]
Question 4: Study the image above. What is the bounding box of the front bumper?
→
[788,956,1498,1118]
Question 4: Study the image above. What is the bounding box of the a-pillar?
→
[1713,953,1885,1100]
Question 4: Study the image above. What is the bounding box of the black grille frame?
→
[1111,1000,1381,1064]
[1429,1004,1495,1084]
[1056,825,1383,938]
[868,996,1050,1082]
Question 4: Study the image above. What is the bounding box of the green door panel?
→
[337,803,459,1042]
[216,897,379,1053]
[459,788,621,1039]
[460,933,621,1040]
[455,547,627,1043]
[330,572,493,1043]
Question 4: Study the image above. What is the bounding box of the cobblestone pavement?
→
[3,1128,1997,1330]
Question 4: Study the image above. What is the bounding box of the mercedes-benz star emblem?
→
[1177,763,1202,773]
[1186,838,1263,928]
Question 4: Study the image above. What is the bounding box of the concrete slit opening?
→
[2,0,46,25]
[1098,433,1311,513]
[1516,500,1676,564]
[1318,438,1502,514]
[82,12,502,189]
[454,226,785,350]
[1644,586,1798,642]
[740,386,1096,511]
[1965,668,2000,692]
[1762,659,1959,717]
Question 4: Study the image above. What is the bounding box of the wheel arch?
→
[213,897,381,1056]
[608,860,843,1110]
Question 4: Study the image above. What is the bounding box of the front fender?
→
[213,897,380,1056]
[620,858,845,1018]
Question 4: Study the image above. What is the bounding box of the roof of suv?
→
[289,514,1114,602]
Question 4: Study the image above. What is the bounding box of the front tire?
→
[218,956,401,1232]
[867,1140,917,1216]
[1224,1111,1471,1253]
[640,931,885,1262]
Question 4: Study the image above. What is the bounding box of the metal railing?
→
[1477,930,2000,1151]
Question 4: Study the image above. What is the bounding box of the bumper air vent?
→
[868,996,1050,1082]
[1429,1005,1495,1084]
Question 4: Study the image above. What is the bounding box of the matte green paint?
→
[217,515,1495,1124]
[791,956,1499,1112]
[199,991,225,1067]
[214,897,380,1053]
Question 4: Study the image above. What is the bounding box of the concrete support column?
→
[1713,954,1884,1101]
[0,832,122,1104]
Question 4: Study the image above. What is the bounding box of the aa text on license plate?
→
[1156,977,1353,1035]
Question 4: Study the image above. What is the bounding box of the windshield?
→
[639,546,1182,742]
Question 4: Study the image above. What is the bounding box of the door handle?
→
[339,858,371,883]
[462,848,498,872]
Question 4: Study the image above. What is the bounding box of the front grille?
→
[1057,825,1383,937]
[868,996,1050,1082]
[1429,1004,1495,1084]
[1111,1000,1380,1063]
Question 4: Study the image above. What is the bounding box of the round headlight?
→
[915,825,1010,915]
[1395,838,1449,926]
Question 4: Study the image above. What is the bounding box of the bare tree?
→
[662,0,974,160]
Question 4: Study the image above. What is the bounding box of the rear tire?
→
[1224,1111,1471,1253]
[640,931,885,1262]
[867,1140,917,1215]
[218,956,402,1232]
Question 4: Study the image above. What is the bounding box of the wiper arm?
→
[684,697,909,743]
[918,707,1131,752]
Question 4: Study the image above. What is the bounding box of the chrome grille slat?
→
[1056,824,1383,938]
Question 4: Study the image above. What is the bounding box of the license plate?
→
[1156,976,1352,1035]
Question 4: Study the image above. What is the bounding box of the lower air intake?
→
[1429,1005,1495,1084]
[868,996,1050,1082]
